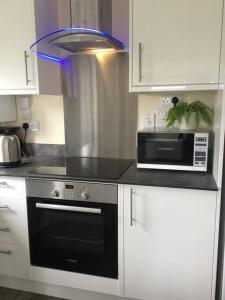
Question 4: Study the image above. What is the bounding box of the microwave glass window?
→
[138,133,194,166]
[145,138,185,161]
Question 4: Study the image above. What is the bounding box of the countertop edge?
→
[0,158,218,192]
[0,173,218,192]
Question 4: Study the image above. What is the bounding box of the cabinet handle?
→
[0,182,8,187]
[0,227,10,232]
[0,250,11,255]
[0,205,10,211]
[139,42,142,82]
[36,203,101,214]
[130,188,135,226]
[24,51,32,86]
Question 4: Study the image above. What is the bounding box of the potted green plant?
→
[166,100,213,129]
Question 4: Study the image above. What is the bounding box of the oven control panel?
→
[27,179,118,204]
[62,184,90,200]
[64,184,77,199]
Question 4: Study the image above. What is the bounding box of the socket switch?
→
[29,120,40,132]
[143,113,155,128]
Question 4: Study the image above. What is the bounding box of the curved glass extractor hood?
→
[30,28,126,63]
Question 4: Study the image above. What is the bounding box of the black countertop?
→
[0,156,218,191]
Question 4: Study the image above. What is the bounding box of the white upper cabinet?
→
[129,0,223,92]
[0,0,36,93]
[123,185,218,300]
[0,0,61,95]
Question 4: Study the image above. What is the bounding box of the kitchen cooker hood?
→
[30,0,126,62]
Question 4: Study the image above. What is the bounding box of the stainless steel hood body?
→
[30,0,126,62]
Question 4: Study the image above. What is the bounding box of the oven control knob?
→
[51,190,60,198]
[80,192,89,200]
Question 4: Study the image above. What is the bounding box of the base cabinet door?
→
[123,186,217,300]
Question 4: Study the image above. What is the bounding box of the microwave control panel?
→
[193,133,208,169]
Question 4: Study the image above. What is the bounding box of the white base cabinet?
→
[0,177,29,280]
[0,179,219,300]
[123,185,218,300]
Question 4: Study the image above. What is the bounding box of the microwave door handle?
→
[35,203,101,214]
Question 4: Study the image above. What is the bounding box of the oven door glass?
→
[138,133,194,166]
[27,198,118,279]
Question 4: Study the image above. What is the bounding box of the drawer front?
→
[0,177,25,200]
[0,243,29,279]
[0,197,24,221]
[0,220,25,245]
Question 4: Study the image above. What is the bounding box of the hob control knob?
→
[51,190,60,198]
[81,192,89,200]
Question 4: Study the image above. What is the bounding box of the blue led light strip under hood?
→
[30,28,126,63]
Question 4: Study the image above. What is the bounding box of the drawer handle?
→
[0,250,11,255]
[0,205,10,211]
[0,182,8,187]
[0,227,10,232]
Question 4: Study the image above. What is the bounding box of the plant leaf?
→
[166,102,188,127]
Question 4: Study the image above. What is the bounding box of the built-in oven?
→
[26,179,118,279]
[137,129,209,172]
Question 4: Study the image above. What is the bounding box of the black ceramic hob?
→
[30,157,133,180]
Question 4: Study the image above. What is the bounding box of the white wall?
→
[0,96,17,123]
[15,95,65,145]
[13,90,216,146]
[138,91,216,130]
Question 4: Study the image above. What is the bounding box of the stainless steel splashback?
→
[62,53,137,159]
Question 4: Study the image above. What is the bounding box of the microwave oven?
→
[137,129,209,172]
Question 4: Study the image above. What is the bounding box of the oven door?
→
[27,197,118,279]
[138,132,194,166]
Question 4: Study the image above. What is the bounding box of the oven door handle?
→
[35,203,102,214]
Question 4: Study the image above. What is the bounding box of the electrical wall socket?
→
[29,120,40,132]
[143,113,155,128]
[160,96,172,105]
[160,95,183,106]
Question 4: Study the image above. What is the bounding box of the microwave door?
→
[138,133,194,166]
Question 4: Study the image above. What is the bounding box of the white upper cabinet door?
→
[0,0,62,95]
[123,185,218,300]
[130,0,223,91]
[0,0,36,93]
